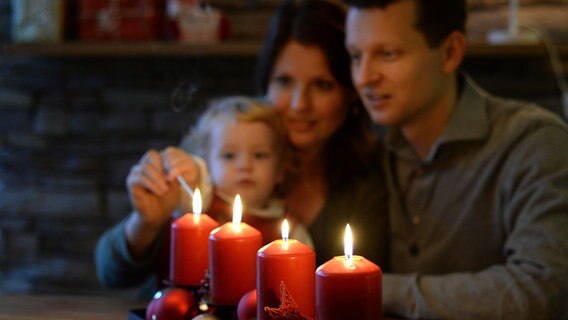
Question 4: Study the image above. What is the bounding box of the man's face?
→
[346,0,449,129]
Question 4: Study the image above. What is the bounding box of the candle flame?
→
[282,219,289,241]
[344,224,353,261]
[193,188,202,215]
[232,194,242,226]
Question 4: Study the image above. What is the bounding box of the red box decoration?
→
[79,0,163,41]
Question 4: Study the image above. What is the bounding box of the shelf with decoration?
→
[3,41,568,58]
[2,41,261,57]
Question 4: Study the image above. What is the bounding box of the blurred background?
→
[0,0,566,298]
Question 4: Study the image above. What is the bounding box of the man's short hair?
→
[344,0,466,48]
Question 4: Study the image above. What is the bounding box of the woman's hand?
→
[126,149,180,229]
[124,149,182,259]
[124,147,200,259]
[161,146,201,189]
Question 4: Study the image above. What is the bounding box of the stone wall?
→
[0,0,566,298]
[0,55,256,296]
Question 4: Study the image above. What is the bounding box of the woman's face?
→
[266,40,350,152]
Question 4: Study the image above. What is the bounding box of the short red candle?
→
[315,224,382,320]
[257,219,315,319]
[170,189,219,286]
[209,195,263,306]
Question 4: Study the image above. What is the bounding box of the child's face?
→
[208,120,282,209]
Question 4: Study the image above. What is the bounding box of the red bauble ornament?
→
[237,289,257,320]
[146,288,197,320]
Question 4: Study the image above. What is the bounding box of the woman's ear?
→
[441,31,466,74]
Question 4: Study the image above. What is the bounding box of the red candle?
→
[316,224,382,320]
[170,189,219,286]
[209,195,263,306]
[257,219,315,319]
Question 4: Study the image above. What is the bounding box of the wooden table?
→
[0,294,147,320]
[0,294,398,319]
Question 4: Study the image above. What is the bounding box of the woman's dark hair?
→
[343,0,466,48]
[255,0,376,191]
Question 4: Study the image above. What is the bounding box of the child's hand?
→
[161,147,201,189]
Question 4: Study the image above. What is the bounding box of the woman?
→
[257,0,387,266]
[95,0,388,299]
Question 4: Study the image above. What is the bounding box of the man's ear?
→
[441,31,466,74]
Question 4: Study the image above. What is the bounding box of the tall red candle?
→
[170,189,219,286]
[257,219,315,319]
[209,195,263,306]
[316,224,382,320]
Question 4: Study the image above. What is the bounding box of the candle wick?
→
[345,254,354,268]
[345,252,353,261]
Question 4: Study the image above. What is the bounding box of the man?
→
[344,0,568,318]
